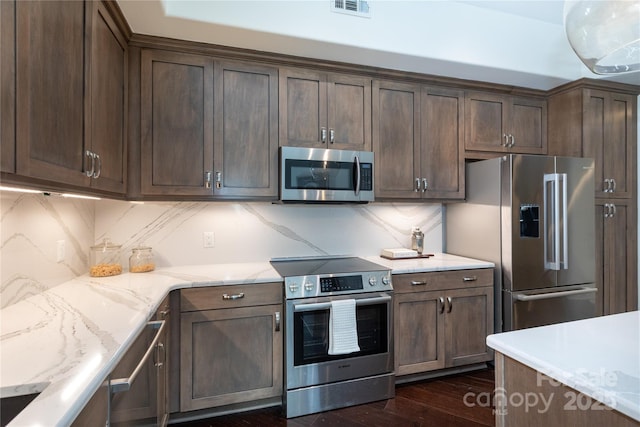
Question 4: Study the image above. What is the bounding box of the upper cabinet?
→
[549,86,636,199]
[140,49,214,197]
[0,1,15,174]
[12,1,127,194]
[138,50,278,199]
[213,61,278,199]
[373,80,464,200]
[279,68,371,150]
[465,92,547,155]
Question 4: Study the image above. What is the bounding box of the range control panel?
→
[285,271,392,299]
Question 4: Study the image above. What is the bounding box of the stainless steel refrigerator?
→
[446,155,596,332]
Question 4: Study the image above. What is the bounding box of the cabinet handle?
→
[154,342,165,368]
[159,308,170,318]
[611,178,616,193]
[111,320,166,394]
[275,311,281,332]
[610,203,616,217]
[502,134,509,147]
[415,178,420,192]
[222,292,245,300]
[508,134,515,148]
[604,203,610,218]
[321,127,327,143]
[462,276,477,282]
[85,150,95,177]
[92,152,101,179]
[447,297,453,313]
[422,178,428,192]
[411,280,428,286]
[329,128,335,144]
[604,179,611,193]
[205,171,212,189]
[438,297,445,314]
[215,171,222,189]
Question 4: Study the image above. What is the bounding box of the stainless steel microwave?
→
[279,146,374,203]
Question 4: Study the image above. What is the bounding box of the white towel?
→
[328,299,360,355]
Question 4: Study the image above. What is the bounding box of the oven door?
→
[285,292,393,390]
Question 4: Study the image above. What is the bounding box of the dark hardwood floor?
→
[176,368,495,427]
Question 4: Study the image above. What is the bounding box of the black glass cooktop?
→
[270,256,388,277]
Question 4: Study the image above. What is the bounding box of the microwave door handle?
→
[354,155,361,196]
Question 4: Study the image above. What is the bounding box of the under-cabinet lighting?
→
[58,193,101,201]
[0,185,41,194]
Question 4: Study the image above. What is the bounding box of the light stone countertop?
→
[1,254,493,426]
[487,311,640,422]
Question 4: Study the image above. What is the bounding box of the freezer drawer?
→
[503,285,597,331]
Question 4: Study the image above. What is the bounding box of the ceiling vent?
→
[331,0,371,18]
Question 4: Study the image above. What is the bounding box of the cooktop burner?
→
[270,255,388,277]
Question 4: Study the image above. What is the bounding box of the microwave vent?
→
[331,0,371,18]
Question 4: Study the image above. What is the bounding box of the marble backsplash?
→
[1,192,442,308]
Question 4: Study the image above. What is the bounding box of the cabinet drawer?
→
[180,282,283,312]
[393,269,493,294]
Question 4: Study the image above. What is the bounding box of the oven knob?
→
[368,276,377,286]
[288,283,299,293]
[382,276,391,286]
[304,282,315,292]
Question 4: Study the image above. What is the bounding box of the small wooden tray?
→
[380,254,434,260]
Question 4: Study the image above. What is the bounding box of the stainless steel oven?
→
[270,256,394,418]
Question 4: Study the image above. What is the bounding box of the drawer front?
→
[393,269,493,294]
[180,282,283,312]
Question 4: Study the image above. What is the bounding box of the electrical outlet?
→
[56,240,65,262]
[203,232,215,248]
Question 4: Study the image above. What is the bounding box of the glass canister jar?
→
[89,238,123,277]
[129,246,155,273]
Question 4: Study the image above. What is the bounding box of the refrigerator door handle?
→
[543,173,568,270]
[515,287,597,302]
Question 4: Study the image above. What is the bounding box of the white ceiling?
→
[117,0,640,91]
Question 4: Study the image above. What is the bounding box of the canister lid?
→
[90,238,121,252]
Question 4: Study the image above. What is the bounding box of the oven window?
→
[293,303,388,366]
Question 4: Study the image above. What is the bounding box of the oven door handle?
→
[292,294,391,313]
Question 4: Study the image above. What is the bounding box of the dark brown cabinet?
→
[373,81,464,200]
[465,92,547,155]
[11,0,127,193]
[549,82,638,315]
[0,0,15,174]
[139,52,278,199]
[179,283,283,412]
[213,60,279,198]
[595,201,637,316]
[394,269,493,377]
[279,68,371,150]
[110,296,170,426]
[140,49,214,197]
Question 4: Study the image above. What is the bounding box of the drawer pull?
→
[410,280,428,286]
[222,293,245,300]
[275,311,281,332]
[462,276,477,282]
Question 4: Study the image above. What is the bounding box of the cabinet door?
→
[213,61,278,198]
[444,286,493,367]
[464,92,506,152]
[372,80,421,199]
[279,68,327,148]
[71,381,109,427]
[598,201,638,315]
[508,97,547,154]
[328,74,371,150]
[584,90,635,199]
[140,50,214,196]
[15,0,89,186]
[87,1,127,194]
[421,86,465,199]
[180,304,283,412]
[0,0,15,173]
[394,291,445,375]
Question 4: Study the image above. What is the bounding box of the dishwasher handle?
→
[515,287,597,302]
[110,320,166,394]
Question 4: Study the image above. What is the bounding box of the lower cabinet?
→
[394,269,493,377]
[179,283,283,412]
[110,295,170,426]
[71,381,109,427]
